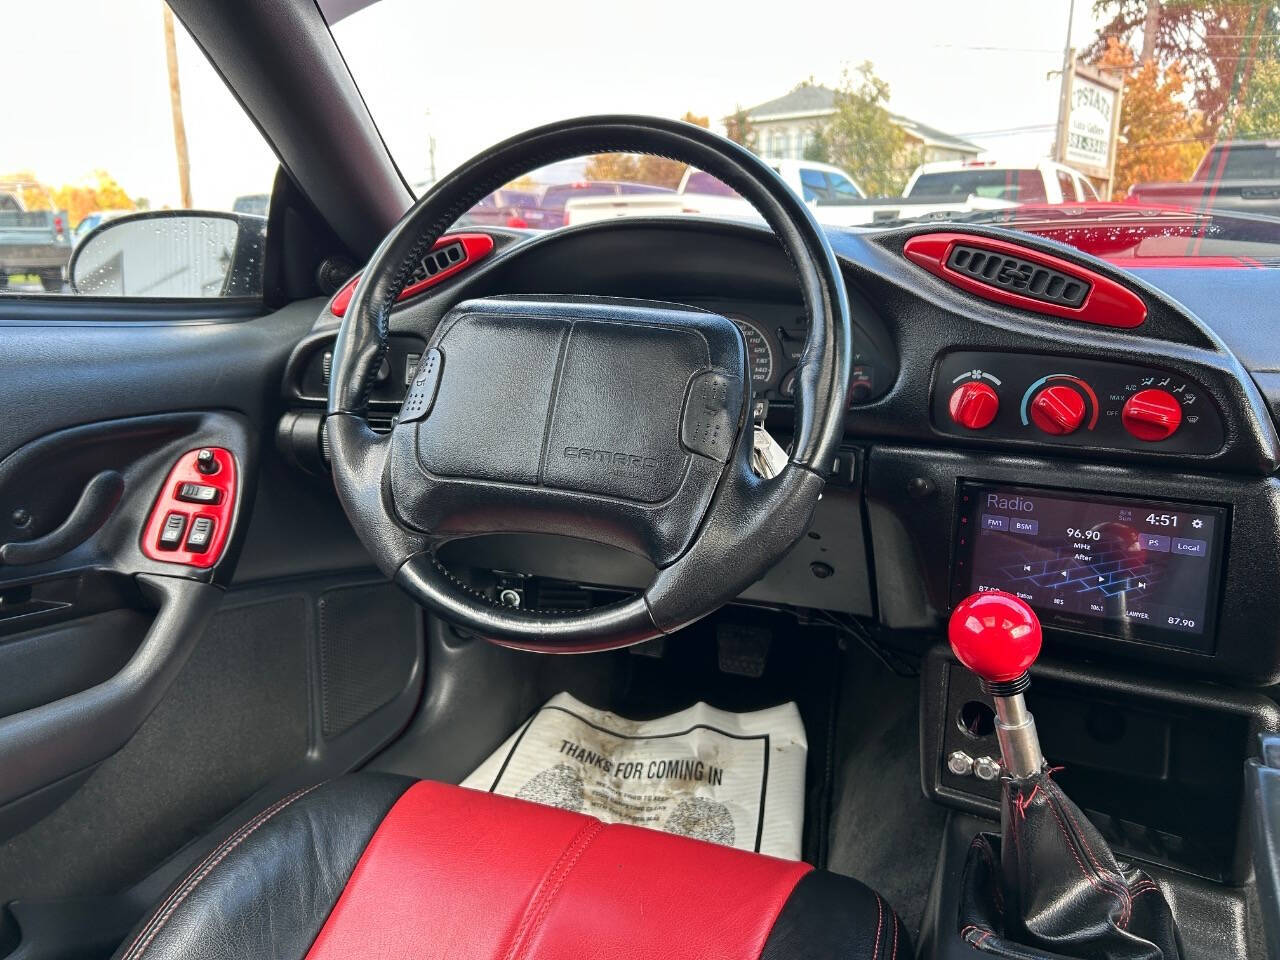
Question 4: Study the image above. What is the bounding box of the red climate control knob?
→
[948,591,1042,683]
[1122,388,1183,442]
[1029,383,1086,435]
[948,381,999,430]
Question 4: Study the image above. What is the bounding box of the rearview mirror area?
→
[69,210,266,298]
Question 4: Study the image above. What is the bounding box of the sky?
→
[2,0,1107,208]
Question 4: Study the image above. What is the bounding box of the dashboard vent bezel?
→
[945,243,1090,309]
[903,232,1147,329]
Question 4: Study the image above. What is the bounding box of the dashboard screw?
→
[11,508,31,528]
[947,750,974,776]
[907,477,935,499]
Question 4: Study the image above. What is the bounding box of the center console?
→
[866,445,1280,683]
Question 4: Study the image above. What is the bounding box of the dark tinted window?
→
[1198,145,1280,181]
[1056,170,1078,202]
[682,171,739,197]
[800,169,829,202]
[907,169,1048,203]
[827,173,862,199]
[0,193,20,213]
[539,183,619,210]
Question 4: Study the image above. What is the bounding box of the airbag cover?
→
[391,295,747,563]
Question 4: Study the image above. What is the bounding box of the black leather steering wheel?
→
[327,115,851,652]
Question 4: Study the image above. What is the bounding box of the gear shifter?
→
[947,591,1185,959]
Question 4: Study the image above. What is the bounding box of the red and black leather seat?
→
[112,775,908,960]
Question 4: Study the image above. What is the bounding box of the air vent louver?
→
[946,244,1090,309]
[408,240,466,285]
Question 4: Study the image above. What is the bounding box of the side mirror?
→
[69,210,266,298]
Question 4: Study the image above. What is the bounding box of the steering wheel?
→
[327,116,851,653]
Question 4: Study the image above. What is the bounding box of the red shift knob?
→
[948,591,1042,683]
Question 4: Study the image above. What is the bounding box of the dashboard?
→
[281,216,1280,686]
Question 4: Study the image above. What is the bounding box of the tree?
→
[1236,58,1280,136]
[724,106,757,151]
[1097,37,1207,197]
[12,171,136,227]
[584,112,709,187]
[1089,1,1280,134]
[805,64,919,197]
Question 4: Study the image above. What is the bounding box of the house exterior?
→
[738,84,982,164]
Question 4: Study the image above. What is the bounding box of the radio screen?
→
[952,483,1228,651]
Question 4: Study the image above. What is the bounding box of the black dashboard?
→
[281,216,1280,686]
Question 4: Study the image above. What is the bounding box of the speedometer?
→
[725,314,775,391]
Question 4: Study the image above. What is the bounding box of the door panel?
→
[0,297,422,921]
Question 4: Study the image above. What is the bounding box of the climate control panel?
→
[932,351,1224,455]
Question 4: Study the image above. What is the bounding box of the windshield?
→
[326,0,1280,263]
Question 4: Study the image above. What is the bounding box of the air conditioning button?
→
[1122,388,1182,442]
[948,381,999,430]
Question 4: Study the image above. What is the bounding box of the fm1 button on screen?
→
[186,516,215,553]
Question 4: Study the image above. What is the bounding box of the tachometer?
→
[725,314,775,391]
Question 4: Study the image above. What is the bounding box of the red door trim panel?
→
[140,447,237,568]
[903,232,1148,329]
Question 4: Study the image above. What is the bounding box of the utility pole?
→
[162,4,193,208]
[1052,0,1077,159]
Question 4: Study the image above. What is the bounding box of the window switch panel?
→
[158,512,188,550]
[176,482,221,504]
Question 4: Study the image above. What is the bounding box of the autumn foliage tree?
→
[1089,1,1280,135]
[1096,37,1206,197]
[12,170,136,227]
[584,112,709,188]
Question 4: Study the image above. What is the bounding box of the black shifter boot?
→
[957,769,1184,959]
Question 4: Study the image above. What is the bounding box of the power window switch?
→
[186,516,215,553]
[176,482,221,504]
[158,512,188,550]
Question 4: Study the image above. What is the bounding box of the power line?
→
[956,124,1057,137]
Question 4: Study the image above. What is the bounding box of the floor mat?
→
[462,692,808,859]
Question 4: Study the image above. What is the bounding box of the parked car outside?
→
[0,181,73,291]
[1127,140,1280,218]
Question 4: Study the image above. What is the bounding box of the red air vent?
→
[902,232,1146,329]
[330,233,494,318]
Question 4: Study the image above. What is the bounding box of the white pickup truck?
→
[563,157,1098,228]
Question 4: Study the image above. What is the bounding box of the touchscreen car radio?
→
[951,482,1228,652]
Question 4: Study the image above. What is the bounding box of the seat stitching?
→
[119,784,320,960]
[871,891,884,960]
[503,819,605,960]
[890,910,900,960]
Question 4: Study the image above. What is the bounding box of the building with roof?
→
[737,84,981,164]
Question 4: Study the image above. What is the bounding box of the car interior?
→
[4,1,1280,959]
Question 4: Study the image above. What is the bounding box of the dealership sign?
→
[1056,59,1124,186]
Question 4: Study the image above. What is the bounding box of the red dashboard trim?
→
[903,232,1148,329]
[140,448,238,569]
[330,233,494,317]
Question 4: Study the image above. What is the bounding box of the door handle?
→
[0,470,124,566]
